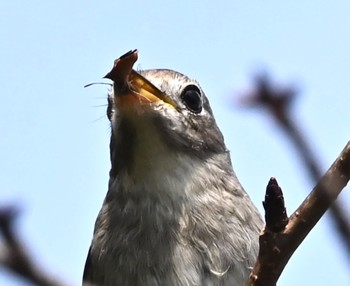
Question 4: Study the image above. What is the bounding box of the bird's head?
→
[105,50,229,178]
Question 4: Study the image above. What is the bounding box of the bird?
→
[83,49,263,286]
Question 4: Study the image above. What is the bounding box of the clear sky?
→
[1,1,350,285]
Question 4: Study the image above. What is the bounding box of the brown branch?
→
[246,141,350,286]
[0,206,66,286]
[240,74,350,256]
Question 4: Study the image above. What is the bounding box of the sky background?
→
[1,1,350,285]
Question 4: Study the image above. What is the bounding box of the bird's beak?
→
[104,49,177,109]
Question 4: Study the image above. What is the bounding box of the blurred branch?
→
[0,206,66,286]
[246,141,350,286]
[240,74,350,255]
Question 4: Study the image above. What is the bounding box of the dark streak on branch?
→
[263,177,288,233]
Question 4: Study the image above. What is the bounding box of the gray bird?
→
[83,50,263,286]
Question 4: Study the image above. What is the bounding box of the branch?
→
[240,74,350,256]
[246,141,350,286]
[0,206,66,286]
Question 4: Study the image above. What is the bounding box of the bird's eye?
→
[181,85,202,113]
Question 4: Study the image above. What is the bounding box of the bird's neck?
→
[107,148,204,215]
[106,115,242,231]
[106,146,241,230]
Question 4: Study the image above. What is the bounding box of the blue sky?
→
[1,1,350,285]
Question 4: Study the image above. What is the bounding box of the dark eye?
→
[181,85,202,113]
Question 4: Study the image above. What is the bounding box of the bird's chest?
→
[90,154,249,285]
[91,193,197,285]
[90,184,247,286]
[91,204,242,286]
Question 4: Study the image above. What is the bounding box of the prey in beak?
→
[104,49,176,109]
